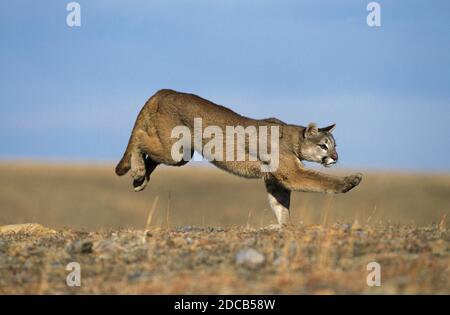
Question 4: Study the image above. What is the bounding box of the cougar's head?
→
[300,123,338,167]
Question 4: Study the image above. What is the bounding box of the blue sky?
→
[0,0,449,170]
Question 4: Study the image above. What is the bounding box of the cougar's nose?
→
[331,151,338,161]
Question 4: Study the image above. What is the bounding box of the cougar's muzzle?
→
[322,152,338,167]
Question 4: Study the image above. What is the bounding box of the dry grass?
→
[0,223,448,294]
[0,163,449,230]
[0,162,449,294]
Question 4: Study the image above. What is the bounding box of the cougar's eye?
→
[319,144,328,151]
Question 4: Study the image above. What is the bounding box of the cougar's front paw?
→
[341,173,362,193]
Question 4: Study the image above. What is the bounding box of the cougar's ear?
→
[304,123,318,138]
[319,123,336,133]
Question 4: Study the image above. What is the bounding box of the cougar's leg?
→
[129,128,162,192]
[264,179,291,227]
[272,155,362,194]
[130,147,146,179]
[131,126,191,191]
[132,155,159,192]
[130,150,145,191]
[136,129,192,166]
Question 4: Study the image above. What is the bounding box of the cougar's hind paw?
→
[133,176,148,192]
[130,164,146,180]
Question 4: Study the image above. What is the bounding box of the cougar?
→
[116,89,362,227]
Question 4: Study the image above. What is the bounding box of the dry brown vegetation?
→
[0,223,449,294]
[1,163,449,229]
[0,163,449,294]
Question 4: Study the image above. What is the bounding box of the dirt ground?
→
[0,163,449,294]
[0,222,449,294]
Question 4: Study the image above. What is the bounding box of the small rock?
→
[175,226,204,233]
[66,239,93,254]
[128,271,153,282]
[236,248,265,268]
[207,227,225,233]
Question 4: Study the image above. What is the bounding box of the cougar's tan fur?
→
[116,89,362,226]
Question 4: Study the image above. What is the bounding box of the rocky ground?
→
[0,222,449,294]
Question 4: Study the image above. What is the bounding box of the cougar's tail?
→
[115,134,133,176]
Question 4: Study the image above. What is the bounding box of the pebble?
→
[236,248,265,268]
[66,239,93,254]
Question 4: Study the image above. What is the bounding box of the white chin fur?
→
[323,158,336,167]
